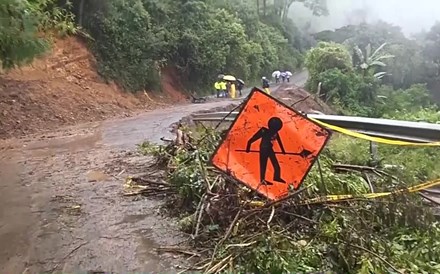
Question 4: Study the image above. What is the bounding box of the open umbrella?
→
[272,70,281,78]
[285,71,293,76]
[237,79,245,85]
[218,74,225,79]
[223,75,236,81]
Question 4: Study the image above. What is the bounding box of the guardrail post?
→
[369,141,378,165]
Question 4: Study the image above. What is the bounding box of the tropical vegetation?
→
[1,0,327,92]
[136,12,440,273]
[3,0,440,272]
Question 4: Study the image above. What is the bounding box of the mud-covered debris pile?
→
[125,123,440,273]
[274,84,335,114]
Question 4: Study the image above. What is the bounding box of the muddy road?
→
[0,81,292,273]
[0,99,243,273]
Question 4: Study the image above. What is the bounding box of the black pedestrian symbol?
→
[235,117,313,186]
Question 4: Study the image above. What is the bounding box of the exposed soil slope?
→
[0,37,187,140]
[274,83,335,114]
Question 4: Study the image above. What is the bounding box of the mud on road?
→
[0,99,240,273]
[0,80,301,272]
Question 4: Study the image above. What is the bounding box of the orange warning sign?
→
[211,88,331,201]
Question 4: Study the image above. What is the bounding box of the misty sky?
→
[290,0,440,35]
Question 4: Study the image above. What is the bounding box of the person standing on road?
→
[272,70,281,83]
[280,71,286,83]
[236,80,244,97]
[220,81,227,98]
[285,71,292,82]
[214,81,221,98]
[230,82,236,99]
[226,81,231,98]
[262,76,270,95]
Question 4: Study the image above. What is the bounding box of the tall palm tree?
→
[352,42,395,78]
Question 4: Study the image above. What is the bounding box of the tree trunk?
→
[257,0,260,16]
[263,0,266,17]
[282,0,295,21]
[78,0,85,27]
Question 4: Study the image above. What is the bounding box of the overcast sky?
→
[290,0,440,35]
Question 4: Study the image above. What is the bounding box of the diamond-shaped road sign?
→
[211,88,332,201]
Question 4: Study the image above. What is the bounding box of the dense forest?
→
[299,21,440,124]
[136,14,440,272]
[1,0,321,91]
[2,0,440,110]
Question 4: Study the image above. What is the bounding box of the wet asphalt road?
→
[0,72,307,272]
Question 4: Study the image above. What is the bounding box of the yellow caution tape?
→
[300,179,440,205]
[246,200,265,207]
[308,117,440,146]
[243,180,440,206]
[241,119,440,206]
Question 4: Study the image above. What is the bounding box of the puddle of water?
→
[86,170,110,182]
[25,131,102,152]
[135,228,174,272]
[123,214,148,224]
[0,155,33,274]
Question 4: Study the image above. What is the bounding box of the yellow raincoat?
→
[230,83,236,99]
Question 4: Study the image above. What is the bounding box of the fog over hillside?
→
[290,0,440,35]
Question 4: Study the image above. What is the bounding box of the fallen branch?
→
[290,95,311,108]
[279,210,318,224]
[130,176,172,186]
[348,243,403,274]
[225,240,257,250]
[130,118,439,273]
[123,189,173,196]
[205,254,233,274]
[333,164,378,172]
[193,194,207,239]
[333,164,399,181]
[207,208,242,270]
[156,246,201,257]
[266,206,275,229]
[362,172,375,193]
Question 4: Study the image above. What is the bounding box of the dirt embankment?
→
[0,37,188,140]
[273,83,334,114]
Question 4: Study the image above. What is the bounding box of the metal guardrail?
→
[191,112,440,143]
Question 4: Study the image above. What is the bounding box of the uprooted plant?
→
[131,125,440,273]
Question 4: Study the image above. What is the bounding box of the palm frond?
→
[370,42,388,60]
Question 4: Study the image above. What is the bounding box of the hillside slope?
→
[275,83,335,114]
[0,37,186,140]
